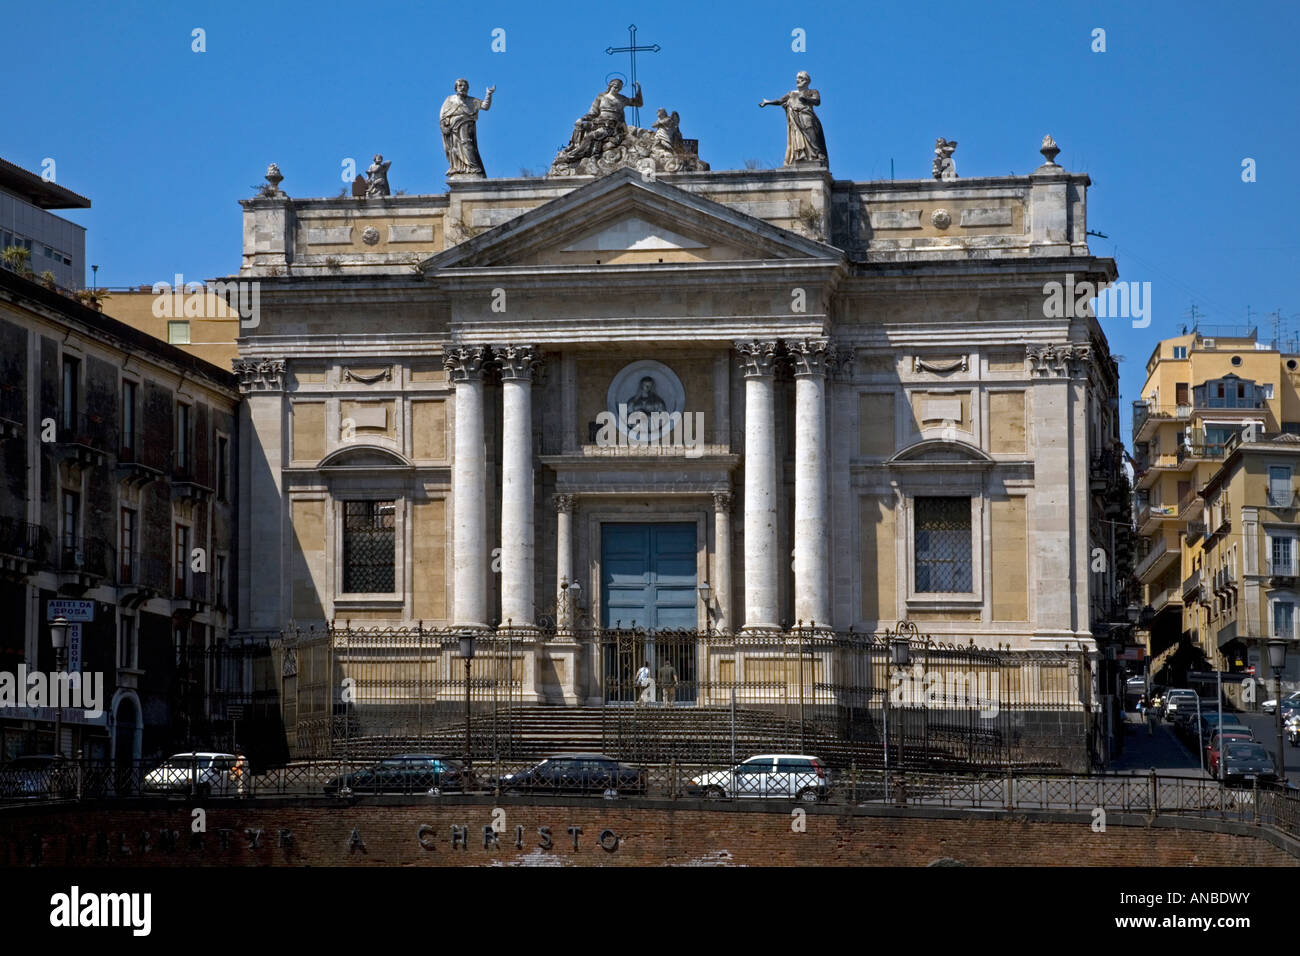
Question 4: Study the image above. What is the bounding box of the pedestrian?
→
[1145,700,1157,736]
[658,658,678,706]
[635,661,652,704]
[231,751,247,797]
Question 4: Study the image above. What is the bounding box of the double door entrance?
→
[600,522,698,704]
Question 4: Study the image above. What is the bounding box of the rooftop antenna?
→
[1270,309,1281,350]
[1187,304,1202,331]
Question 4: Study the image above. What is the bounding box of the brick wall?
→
[1,798,1293,866]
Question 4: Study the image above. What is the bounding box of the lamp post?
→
[884,630,911,802]
[49,616,68,756]
[1269,637,1288,784]
[460,630,476,776]
[698,579,712,635]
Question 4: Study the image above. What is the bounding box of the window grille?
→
[915,496,972,592]
[343,500,396,592]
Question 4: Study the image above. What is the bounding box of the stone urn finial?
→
[1039,135,1060,166]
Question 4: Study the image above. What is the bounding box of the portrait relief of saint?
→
[626,375,668,415]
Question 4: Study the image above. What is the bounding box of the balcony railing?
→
[1132,401,1192,439]
[58,537,113,579]
[1268,560,1297,578]
[1268,487,1300,509]
[117,553,169,592]
[0,517,47,563]
[1181,569,1202,600]
[174,569,210,603]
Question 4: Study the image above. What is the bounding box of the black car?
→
[323,754,465,794]
[495,754,647,796]
[1219,742,1277,785]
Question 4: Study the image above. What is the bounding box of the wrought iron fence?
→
[3,757,1296,848]
[271,622,1092,770]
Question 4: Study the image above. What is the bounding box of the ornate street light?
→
[698,579,712,634]
[460,630,476,776]
[49,616,68,756]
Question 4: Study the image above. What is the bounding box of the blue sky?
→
[2,0,1296,426]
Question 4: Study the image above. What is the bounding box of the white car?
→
[1263,690,1300,714]
[1163,689,1199,720]
[143,752,240,798]
[686,754,829,802]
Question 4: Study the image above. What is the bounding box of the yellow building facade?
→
[1134,329,1300,690]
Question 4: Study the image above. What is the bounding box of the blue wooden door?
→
[601,523,697,630]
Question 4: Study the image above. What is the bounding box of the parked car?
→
[142,752,239,798]
[685,754,830,802]
[1217,742,1278,785]
[323,754,464,794]
[1262,690,1300,714]
[1163,689,1200,722]
[1188,713,1251,745]
[0,754,77,799]
[494,754,647,796]
[1207,731,1254,776]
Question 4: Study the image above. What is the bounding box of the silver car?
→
[687,754,830,802]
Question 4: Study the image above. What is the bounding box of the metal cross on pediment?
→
[605,23,659,127]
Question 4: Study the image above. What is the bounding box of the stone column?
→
[498,345,540,628]
[792,339,831,628]
[736,341,781,632]
[554,494,576,627]
[712,492,734,633]
[445,346,490,629]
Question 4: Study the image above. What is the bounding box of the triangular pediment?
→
[421,168,841,271]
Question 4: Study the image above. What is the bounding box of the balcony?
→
[1267,487,1300,510]
[117,553,168,606]
[1181,569,1202,601]
[171,465,214,502]
[53,419,108,469]
[1150,586,1181,614]
[1135,535,1179,583]
[1132,401,1192,443]
[0,517,47,575]
[172,568,210,615]
[115,446,164,489]
[57,536,114,592]
[1136,500,1178,536]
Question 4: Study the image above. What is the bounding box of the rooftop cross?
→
[605,24,659,127]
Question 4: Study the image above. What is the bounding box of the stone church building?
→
[232,124,1125,728]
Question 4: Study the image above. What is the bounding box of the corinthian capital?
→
[735,340,781,378]
[443,345,490,382]
[232,358,287,393]
[496,344,543,382]
[790,338,832,378]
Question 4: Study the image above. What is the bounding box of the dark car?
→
[1218,742,1277,785]
[0,754,77,799]
[323,754,465,794]
[494,753,647,796]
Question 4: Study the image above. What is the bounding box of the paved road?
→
[1109,703,1300,781]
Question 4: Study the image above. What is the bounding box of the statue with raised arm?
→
[759,71,827,166]
[548,80,708,177]
[440,78,495,178]
[365,154,391,197]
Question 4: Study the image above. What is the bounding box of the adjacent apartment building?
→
[0,263,244,765]
[1133,328,1300,693]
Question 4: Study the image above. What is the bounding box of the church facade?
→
[232,124,1125,721]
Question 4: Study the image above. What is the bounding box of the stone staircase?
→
[332,704,1005,769]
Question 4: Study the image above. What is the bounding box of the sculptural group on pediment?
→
[546,78,710,177]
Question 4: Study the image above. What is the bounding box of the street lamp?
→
[698,579,712,634]
[1268,637,1288,784]
[884,631,911,801]
[49,616,68,756]
[460,630,476,775]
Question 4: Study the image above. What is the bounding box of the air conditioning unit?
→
[1202,338,1216,349]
